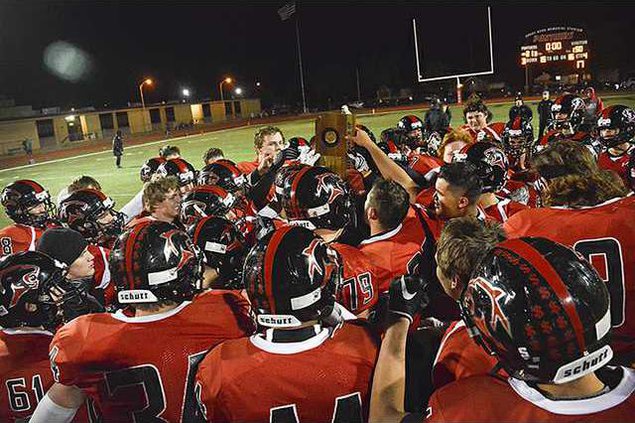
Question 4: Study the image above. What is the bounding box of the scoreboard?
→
[520,27,589,70]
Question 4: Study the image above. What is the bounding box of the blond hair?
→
[143,176,179,212]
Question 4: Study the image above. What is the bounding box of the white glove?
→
[299,148,321,166]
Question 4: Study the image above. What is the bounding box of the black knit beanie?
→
[36,228,89,266]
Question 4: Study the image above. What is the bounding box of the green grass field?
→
[2,95,634,228]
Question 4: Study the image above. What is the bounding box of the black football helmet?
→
[180,185,238,226]
[453,142,509,193]
[461,237,612,384]
[597,105,635,148]
[243,226,341,328]
[187,216,247,289]
[140,157,166,182]
[502,116,535,164]
[1,180,56,228]
[281,166,355,231]
[397,115,424,146]
[109,221,203,306]
[156,158,197,187]
[197,159,247,194]
[59,189,125,246]
[550,93,586,133]
[0,251,102,331]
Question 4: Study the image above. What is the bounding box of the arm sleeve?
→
[119,189,144,224]
[29,393,79,423]
[195,350,223,422]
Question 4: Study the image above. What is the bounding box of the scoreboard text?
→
[520,27,589,69]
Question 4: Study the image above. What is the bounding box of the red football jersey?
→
[504,195,635,363]
[195,322,379,422]
[0,224,43,258]
[408,153,443,178]
[432,320,499,389]
[426,367,635,422]
[482,197,528,223]
[598,146,634,188]
[331,242,381,315]
[359,205,442,293]
[0,329,54,422]
[236,159,259,175]
[49,290,254,422]
[460,123,504,143]
[86,244,116,307]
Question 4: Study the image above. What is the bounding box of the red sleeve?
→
[502,210,531,238]
[236,160,258,175]
[195,348,225,423]
[49,321,86,387]
[0,226,32,258]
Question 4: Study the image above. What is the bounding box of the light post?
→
[234,87,243,96]
[139,78,152,131]
[219,77,232,102]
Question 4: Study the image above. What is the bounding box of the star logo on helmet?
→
[160,229,182,262]
[473,277,512,337]
[315,174,343,204]
[302,238,323,280]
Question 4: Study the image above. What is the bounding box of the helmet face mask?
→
[503,117,535,168]
[197,160,246,195]
[180,186,237,226]
[0,251,102,331]
[550,94,586,134]
[59,190,124,246]
[453,142,509,193]
[1,180,57,228]
[597,105,635,149]
[460,237,613,385]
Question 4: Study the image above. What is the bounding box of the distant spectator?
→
[424,97,450,137]
[22,138,34,164]
[537,90,553,139]
[159,145,181,160]
[202,147,225,165]
[112,130,124,168]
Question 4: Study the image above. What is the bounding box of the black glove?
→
[388,275,429,323]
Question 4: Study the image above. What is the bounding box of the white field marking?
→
[0,129,231,173]
[1,94,629,174]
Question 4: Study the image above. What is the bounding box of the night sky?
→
[0,2,632,110]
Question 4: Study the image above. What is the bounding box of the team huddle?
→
[0,92,633,422]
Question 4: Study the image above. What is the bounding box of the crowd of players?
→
[0,91,633,421]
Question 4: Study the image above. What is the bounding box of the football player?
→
[58,189,125,249]
[280,166,380,315]
[36,227,114,310]
[187,216,247,290]
[397,115,426,153]
[371,237,634,422]
[31,221,254,422]
[236,126,286,174]
[155,157,197,193]
[0,180,58,258]
[432,217,506,389]
[596,105,635,187]
[128,176,182,227]
[195,226,379,422]
[460,100,505,144]
[540,93,599,154]
[0,251,100,421]
[505,140,634,365]
[453,142,527,223]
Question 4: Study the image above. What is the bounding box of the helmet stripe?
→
[124,223,147,290]
[290,166,312,219]
[503,239,586,352]
[18,180,44,193]
[263,226,294,314]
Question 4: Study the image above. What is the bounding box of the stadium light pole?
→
[219,77,232,102]
[139,78,153,131]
